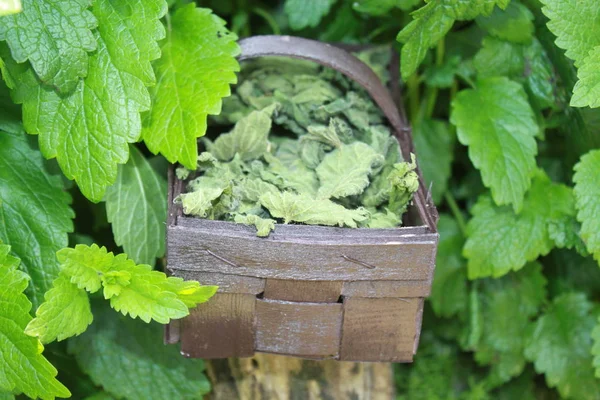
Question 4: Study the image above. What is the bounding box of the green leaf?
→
[0,241,70,399]
[24,274,92,344]
[176,185,226,218]
[105,145,167,265]
[0,0,20,16]
[468,263,547,388]
[69,302,210,400]
[1,0,167,202]
[0,0,97,92]
[573,149,600,261]
[260,191,369,227]
[0,130,74,308]
[413,119,454,204]
[210,106,275,162]
[451,77,538,212]
[366,209,401,228]
[396,1,455,78]
[539,0,600,67]
[475,1,534,44]
[571,46,600,108]
[316,142,384,199]
[396,0,507,77]
[284,0,335,30]
[473,38,557,109]
[525,293,600,400]
[352,0,400,15]
[56,244,216,324]
[464,170,575,278]
[234,214,276,237]
[430,215,467,319]
[142,5,240,169]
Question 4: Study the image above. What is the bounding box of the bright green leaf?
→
[69,302,210,400]
[571,46,600,108]
[464,170,575,278]
[105,145,167,265]
[284,0,335,30]
[451,77,538,212]
[476,1,534,44]
[260,191,370,227]
[413,119,454,204]
[539,0,600,67]
[0,241,70,399]
[0,0,97,92]
[525,293,600,400]
[142,5,240,169]
[57,244,216,324]
[1,0,167,202]
[0,130,73,308]
[396,1,455,78]
[573,149,600,261]
[24,274,92,344]
[316,142,384,199]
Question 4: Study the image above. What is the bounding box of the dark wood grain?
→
[180,293,256,359]
[341,280,430,298]
[264,279,342,302]
[339,297,422,362]
[168,226,437,281]
[255,299,343,358]
[171,271,265,294]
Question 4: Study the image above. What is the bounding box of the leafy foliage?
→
[104,146,167,265]
[284,0,335,30]
[142,5,240,169]
[25,244,217,344]
[464,170,575,278]
[0,0,97,93]
[574,149,600,261]
[68,302,210,400]
[0,241,70,399]
[524,293,600,399]
[451,77,538,212]
[0,130,74,308]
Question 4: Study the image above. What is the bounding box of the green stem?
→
[252,7,281,35]
[407,73,420,123]
[444,192,467,236]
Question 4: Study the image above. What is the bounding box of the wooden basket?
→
[164,35,439,362]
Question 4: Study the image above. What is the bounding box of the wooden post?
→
[205,355,394,400]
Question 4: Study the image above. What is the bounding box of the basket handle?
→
[238,35,437,232]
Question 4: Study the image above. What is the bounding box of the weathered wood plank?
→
[180,293,256,359]
[339,297,421,362]
[168,226,436,281]
[264,279,342,302]
[255,299,343,358]
[171,270,265,294]
[342,280,430,298]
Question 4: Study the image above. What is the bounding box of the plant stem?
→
[444,192,467,236]
[407,73,420,123]
[252,8,281,35]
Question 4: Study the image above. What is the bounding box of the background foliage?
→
[0,0,599,399]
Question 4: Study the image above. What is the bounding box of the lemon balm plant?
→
[0,0,599,399]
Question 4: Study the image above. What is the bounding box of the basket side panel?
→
[168,225,437,281]
[172,271,265,294]
[339,297,420,362]
[264,279,342,303]
[255,299,343,358]
[342,280,430,298]
[180,293,256,359]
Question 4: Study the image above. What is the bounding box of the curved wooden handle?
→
[238,35,437,232]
